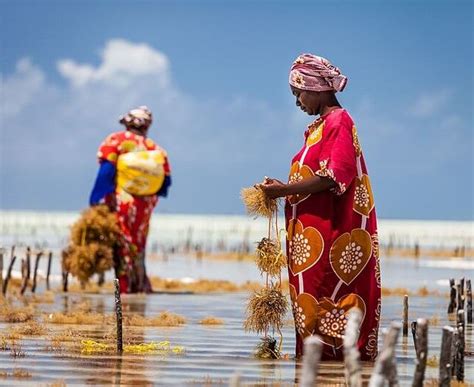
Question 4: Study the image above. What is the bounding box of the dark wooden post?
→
[439,326,454,387]
[455,310,465,382]
[46,251,52,291]
[20,247,31,295]
[0,248,4,292]
[403,295,409,336]
[114,279,123,353]
[456,283,464,313]
[2,255,17,295]
[31,251,42,293]
[448,278,456,314]
[410,321,418,356]
[466,279,472,324]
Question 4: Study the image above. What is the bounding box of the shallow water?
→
[0,292,473,385]
[0,254,473,386]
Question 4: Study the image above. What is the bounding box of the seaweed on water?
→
[199,317,224,325]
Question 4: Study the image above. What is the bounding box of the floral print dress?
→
[97,130,171,293]
[285,108,381,360]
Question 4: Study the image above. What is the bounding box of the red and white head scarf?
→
[289,54,348,92]
[119,106,153,129]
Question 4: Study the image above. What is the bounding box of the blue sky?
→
[1,0,473,220]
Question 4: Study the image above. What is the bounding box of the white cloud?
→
[57,39,170,87]
[1,39,295,212]
[410,90,452,117]
[1,58,45,118]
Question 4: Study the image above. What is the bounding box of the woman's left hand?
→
[258,177,288,199]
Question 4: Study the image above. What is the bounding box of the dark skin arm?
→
[259,176,336,199]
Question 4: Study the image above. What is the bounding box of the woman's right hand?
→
[258,177,288,199]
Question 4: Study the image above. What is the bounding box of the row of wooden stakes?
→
[229,308,467,386]
[0,246,54,296]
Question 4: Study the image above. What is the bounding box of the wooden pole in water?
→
[300,335,323,387]
[466,279,472,324]
[20,259,28,295]
[46,251,52,291]
[114,278,123,354]
[2,255,17,295]
[343,309,362,387]
[448,278,456,314]
[439,326,454,387]
[0,248,4,292]
[456,283,464,313]
[403,295,409,336]
[20,248,31,295]
[411,318,428,387]
[61,253,69,292]
[455,310,465,382]
[31,251,42,293]
[369,322,401,387]
[410,321,418,356]
[450,328,458,379]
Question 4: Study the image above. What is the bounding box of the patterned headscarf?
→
[289,54,348,92]
[119,106,153,129]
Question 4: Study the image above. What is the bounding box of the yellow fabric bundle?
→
[117,150,165,196]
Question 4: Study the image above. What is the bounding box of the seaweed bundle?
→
[241,181,288,359]
[62,205,121,284]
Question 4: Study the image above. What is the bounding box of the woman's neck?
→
[127,128,147,137]
[319,93,342,117]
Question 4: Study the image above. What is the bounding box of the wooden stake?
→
[61,253,69,292]
[456,284,464,313]
[31,251,43,293]
[466,279,472,324]
[439,326,454,387]
[20,248,31,295]
[411,321,418,356]
[403,295,409,336]
[46,251,52,291]
[114,278,123,354]
[300,335,323,387]
[455,310,464,382]
[20,259,28,295]
[448,278,456,314]
[411,318,428,387]
[450,329,458,378]
[369,322,401,387]
[2,255,17,295]
[0,248,4,292]
[343,309,363,387]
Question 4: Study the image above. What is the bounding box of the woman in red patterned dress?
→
[90,106,171,294]
[261,54,380,360]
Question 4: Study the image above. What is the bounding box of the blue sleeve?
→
[157,175,172,198]
[89,161,116,205]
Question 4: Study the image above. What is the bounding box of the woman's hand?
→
[259,177,288,199]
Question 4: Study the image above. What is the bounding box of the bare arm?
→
[259,176,336,199]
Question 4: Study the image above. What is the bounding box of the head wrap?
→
[119,106,153,129]
[289,54,347,92]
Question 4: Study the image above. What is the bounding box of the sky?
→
[1,0,473,220]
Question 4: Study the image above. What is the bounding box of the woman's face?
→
[291,85,321,116]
